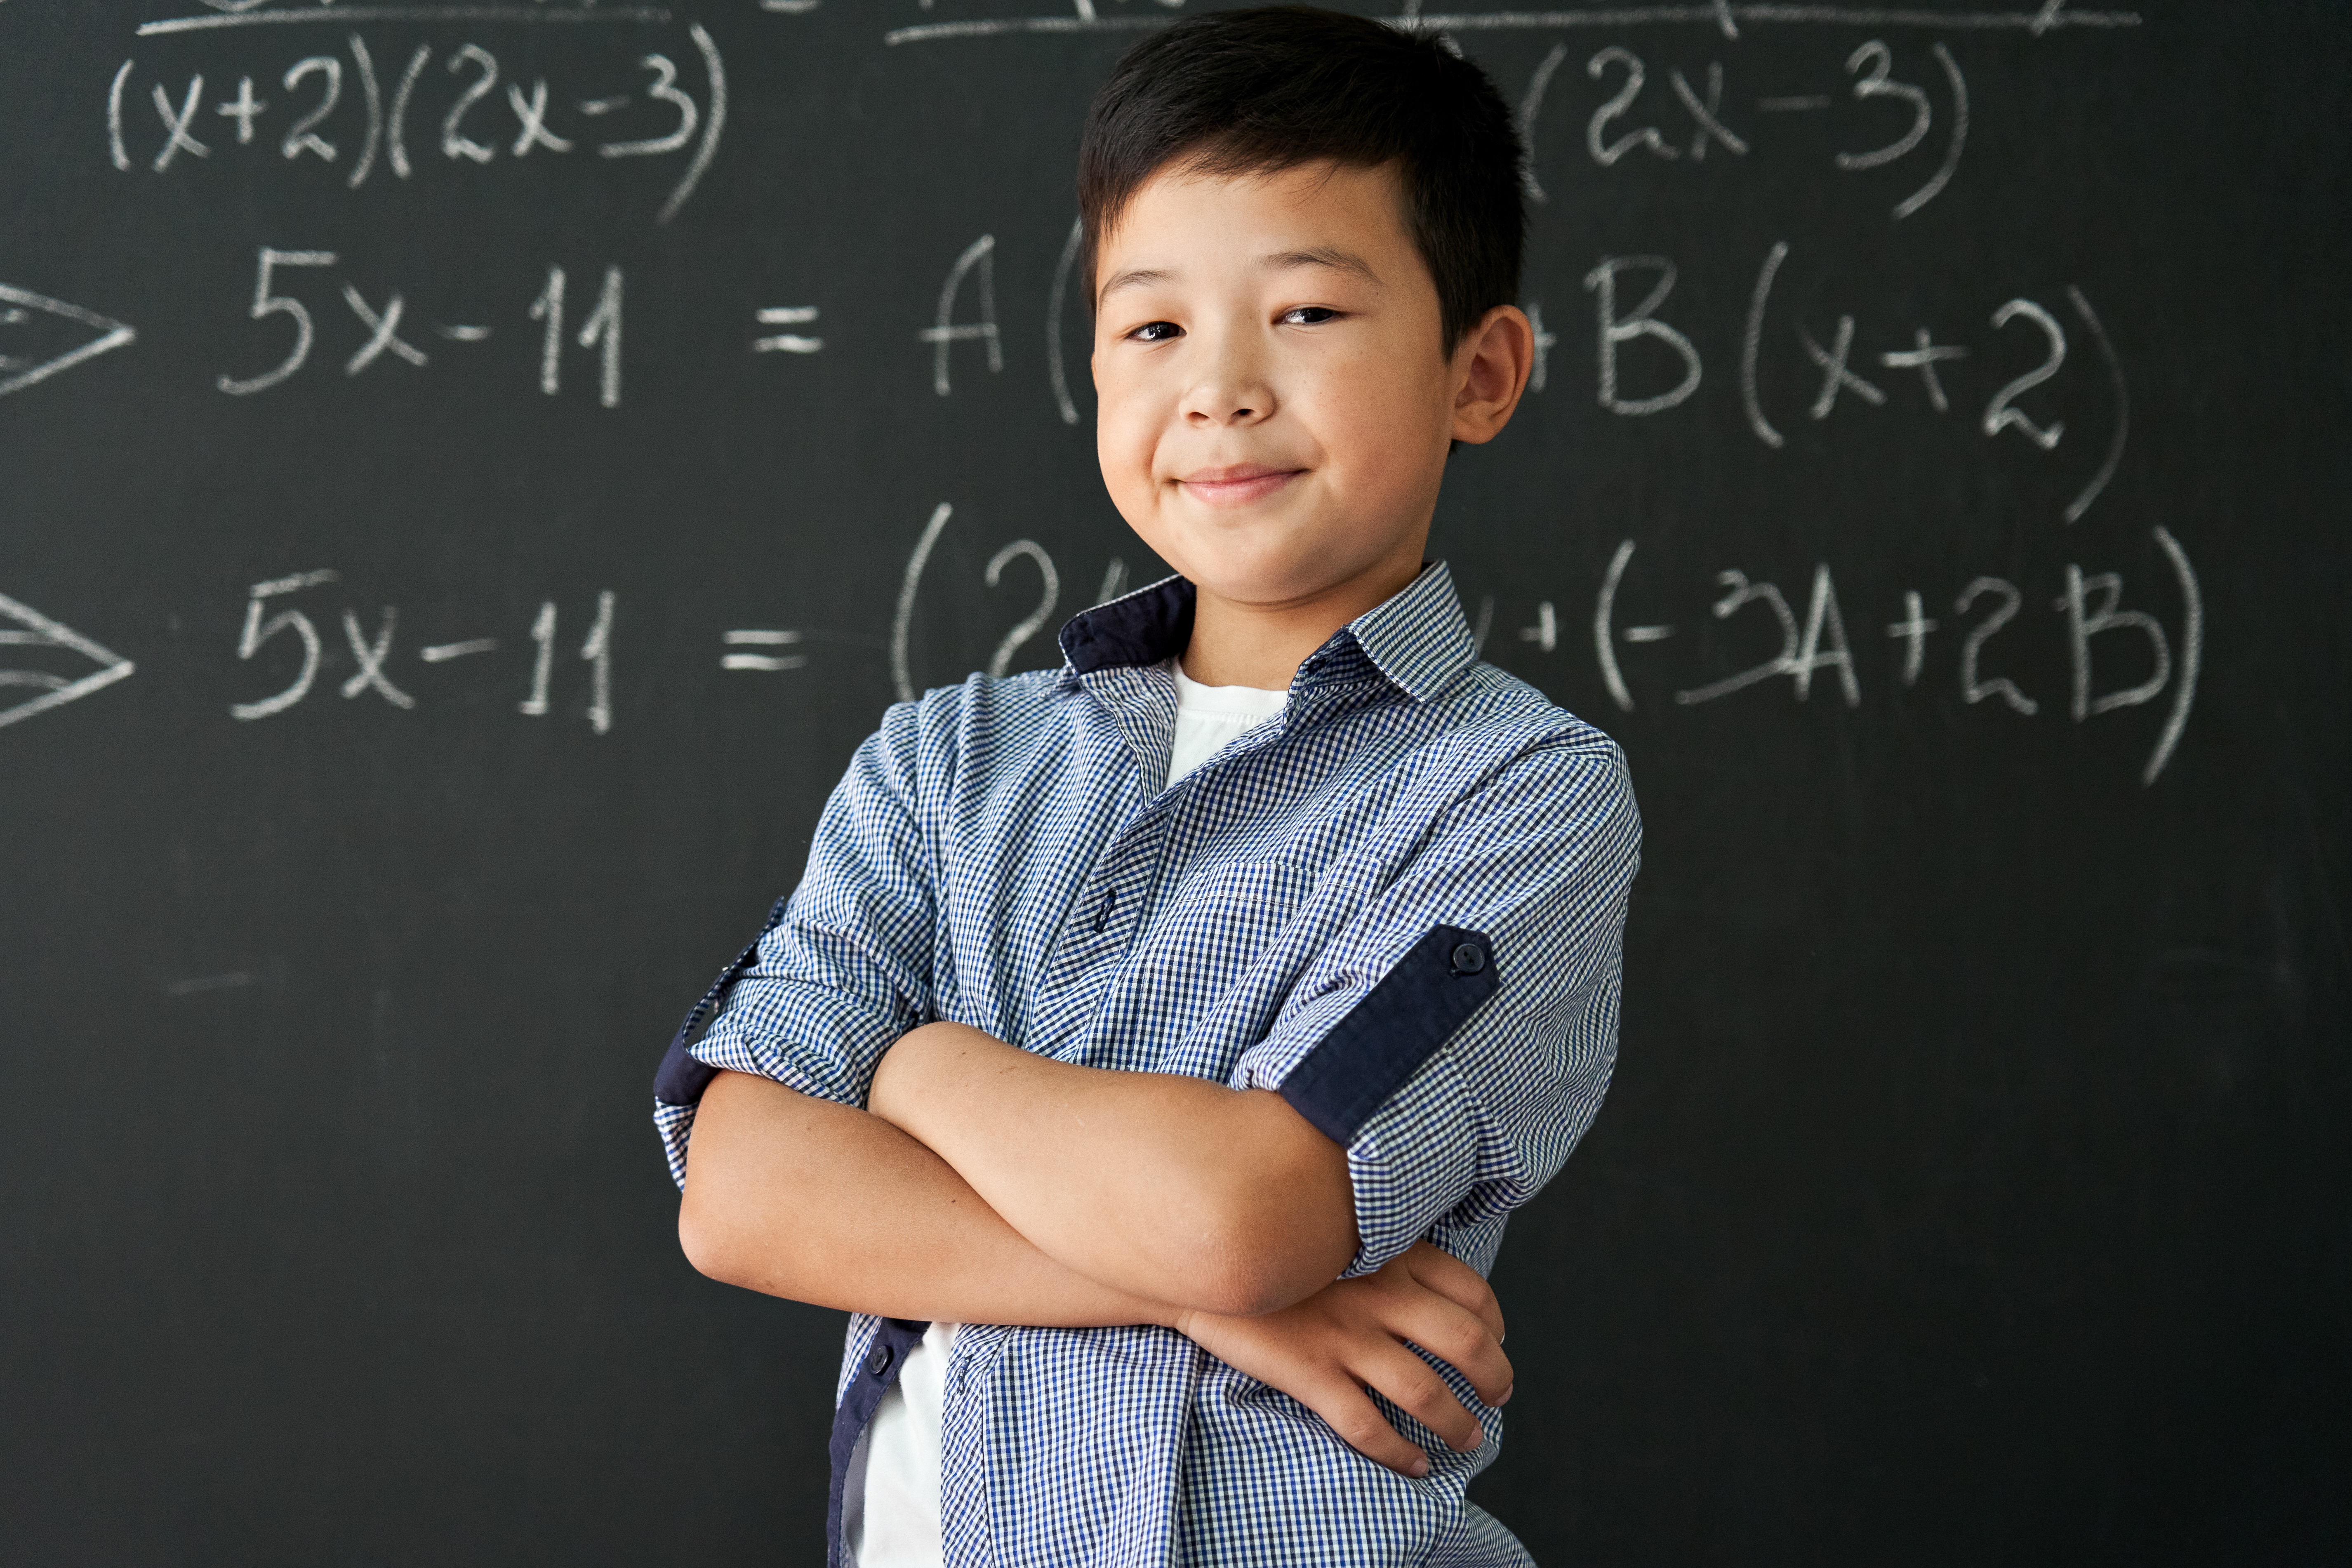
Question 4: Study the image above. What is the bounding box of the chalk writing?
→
[0,591,138,731]
[1575,242,2131,524]
[883,7,2142,50]
[892,505,1138,702]
[1557,36,1975,220]
[924,235,1003,397]
[0,0,2185,815]
[1580,527,2201,783]
[215,250,626,403]
[138,5,674,39]
[0,523,2206,793]
[983,542,1062,678]
[1584,256,1702,416]
[723,630,807,673]
[753,307,824,356]
[0,283,139,400]
[109,21,724,220]
[227,574,617,731]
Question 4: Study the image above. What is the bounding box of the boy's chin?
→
[1132,501,1414,605]
[1185,548,1397,610]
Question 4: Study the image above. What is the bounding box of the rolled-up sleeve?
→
[651,700,938,1188]
[1234,734,1639,1278]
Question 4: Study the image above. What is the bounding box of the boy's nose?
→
[1180,333,1276,426]
[1181,381,1274,427]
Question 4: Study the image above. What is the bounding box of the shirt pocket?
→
[1141,858,1322,1007]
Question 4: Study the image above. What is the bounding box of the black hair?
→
[1077,5,1526,356]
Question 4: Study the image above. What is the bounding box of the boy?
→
[655,8,1639,1564]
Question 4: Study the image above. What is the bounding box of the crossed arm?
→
[677,1022,1512,1475]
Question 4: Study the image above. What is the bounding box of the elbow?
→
[1163,1173,1358,1318]
[677,1175,775,1292]
[1177,1226,1339,1318]
[1228,1224,1357,1316]
[1188,1259,1311,1321]
[676,1187,740,1286]
[1174,1102,1359,1316]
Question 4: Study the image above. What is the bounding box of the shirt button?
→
[866,1344,894,1378]
[1450,942,1486,975]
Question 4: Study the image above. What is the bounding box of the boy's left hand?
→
[1171,1241,1513,1479]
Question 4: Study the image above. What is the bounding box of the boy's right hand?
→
[1170,1240,1512,1479]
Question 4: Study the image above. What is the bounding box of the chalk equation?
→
[3,506,2200,791]
[212,249,633,401]
[1552,248,2127,523]
[1524,37,1968,217]
[0,248,829,404]
[1517,523,2201,784]
[226,569,617,732]
[110,18,724,222]
[909,218,2131,523]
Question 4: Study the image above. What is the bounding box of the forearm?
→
[867,1023,1357,1316]
[678,1069,1179,1328]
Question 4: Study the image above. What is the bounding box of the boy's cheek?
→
[1095,398,1166,487]
[1095,430,1165,536]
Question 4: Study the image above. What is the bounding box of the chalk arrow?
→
[0,591,135,731]
[0,284,136,400]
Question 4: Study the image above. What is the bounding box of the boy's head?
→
[1078,7,1534,629]
[1079,5,1526,357]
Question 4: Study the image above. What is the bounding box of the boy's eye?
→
[1280,306,1342,326]
[1127,321,1183,343]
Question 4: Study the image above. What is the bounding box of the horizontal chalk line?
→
[166,971,253,996]
[139,7,671,38]
[887,6,2139,44]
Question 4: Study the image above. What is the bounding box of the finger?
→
[1351,1342,1488,1455]
[1401,1243,1506,1344]
[1291,1371,1436,1479]
[1386,1295,1514,1407]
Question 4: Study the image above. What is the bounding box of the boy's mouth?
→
[1176,464,1304,507]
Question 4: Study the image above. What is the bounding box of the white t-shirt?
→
[843,660,1288,1568]
[1165,659,1290,785]
[843,1319,957,1568]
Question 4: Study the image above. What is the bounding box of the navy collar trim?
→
[1057,575,1196,675]
[1054,561,1475,702]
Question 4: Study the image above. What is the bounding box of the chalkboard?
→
[3,3,2345,1563]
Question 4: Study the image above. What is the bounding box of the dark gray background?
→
[2,2,2344,1563]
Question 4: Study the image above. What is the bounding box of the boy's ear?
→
[1449,304,1535,447]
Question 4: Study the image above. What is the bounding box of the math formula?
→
[4,0,2189,790]
[110,14,725,223]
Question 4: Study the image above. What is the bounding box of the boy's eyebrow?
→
[1260,247,1382,285]
[1096,247,1385,307]
[1097,266,1176,304]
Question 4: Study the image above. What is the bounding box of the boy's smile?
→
[1176,461,1303,509]
[1090,160,1531,685]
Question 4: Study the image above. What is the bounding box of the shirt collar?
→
[1055,560,1476,703]
[1056,573,1194,677]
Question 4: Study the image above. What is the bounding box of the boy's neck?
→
[1178,554,1427,691]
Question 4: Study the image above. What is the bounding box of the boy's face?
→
[1091,160,1521,620]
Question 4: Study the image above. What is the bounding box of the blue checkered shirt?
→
[653,561,1640,1566]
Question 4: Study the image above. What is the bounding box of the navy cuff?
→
[1278,924,1499,1146]
[653,895,791,1107]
